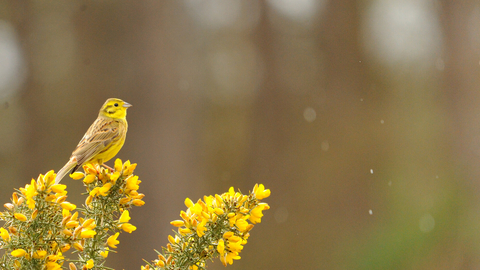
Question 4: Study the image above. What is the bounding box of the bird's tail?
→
[55,159,77,184]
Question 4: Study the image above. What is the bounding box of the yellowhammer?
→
[55,98,132,184]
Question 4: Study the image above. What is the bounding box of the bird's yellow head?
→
[99,98,132,119]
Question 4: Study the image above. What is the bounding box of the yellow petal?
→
[61,202,76,211]
[217,239,225,254]
[184,198,194,208]
[170,220,185,227]
[100,248,109,258]
[82,219,96,229]
[109,172,121,182]
[0,228,10,241]
[11,249,26,257]
[44,170,56,185]
[66,220,79,228]
[99,183,113,196]
[33,250,47,259]
[83,174,96,184]
[85,259,94,269]
[14,213,27,222]
[132,199,145,206]
[73,242,84,251]
[114,158,123,172]
[69,172,85,180]
[121,223,136,233]
[89,187,100,196]
[61,244,71,252]
[107,233,120,248]
[80,229,97,238]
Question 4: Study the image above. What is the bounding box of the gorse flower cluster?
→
[0,159,144,270]
[0,159,271,270]
[142,184,271,270]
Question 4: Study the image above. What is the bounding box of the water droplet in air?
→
[303,107,316,122]
[419,213,435,233]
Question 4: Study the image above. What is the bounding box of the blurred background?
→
[0,0,479,269]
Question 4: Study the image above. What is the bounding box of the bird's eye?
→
[114,103,119,107]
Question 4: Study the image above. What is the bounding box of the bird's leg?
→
[101,163,114,172]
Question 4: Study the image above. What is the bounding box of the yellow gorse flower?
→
[99,182,113,196]
[61,244,71,252]
[100,248,109,258]
[80,229,97,239]
[0,228,10,241]
[82,218,96,229]
[69,172,85,180]
[20,179,38,209]
[107,233,120,248]
[114,159,123,172]
[125,175,140,192]
[217,239,225,254]
[253,183,271,200]
[119,210,131,223]
[73,242,84,251]
[46,261,62,270]
[83,174,96,184]
[13,213,27,222]
[118,210,137,233]
[121,223,137,233]
[85,259,94,269]
[33,249,47,259]
[249,203,269,224]
[132,199,145,206]
[11,249,26,257]
[50,184,67,194]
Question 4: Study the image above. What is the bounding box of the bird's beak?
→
[123,102,132,108]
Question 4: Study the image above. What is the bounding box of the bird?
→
[55,98,132,184]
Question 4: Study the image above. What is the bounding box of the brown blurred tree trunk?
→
[442,0,480,181]
[248,1,369,269]
[441,0,480,268]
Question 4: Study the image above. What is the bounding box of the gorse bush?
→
[142,183,270,270]
[0,159,270,270]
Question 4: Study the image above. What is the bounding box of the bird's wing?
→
[71,117,120,167]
